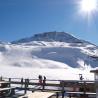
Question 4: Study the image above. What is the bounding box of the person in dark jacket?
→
[79,74,83,81]
[42,76,46,89]
[38,75,42,84]
[43,76,46,84]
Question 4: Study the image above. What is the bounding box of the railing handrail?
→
[0,76,95,83]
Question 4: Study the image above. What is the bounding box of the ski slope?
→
[0,32,98,80]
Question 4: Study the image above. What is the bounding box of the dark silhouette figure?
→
[43,76,46,84]
[79,74,83,81]
[38,75,42,85]
[43,76,46,89]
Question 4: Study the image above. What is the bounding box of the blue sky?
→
[0,0,98,45]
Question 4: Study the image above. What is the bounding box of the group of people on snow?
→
[38,75,46,85]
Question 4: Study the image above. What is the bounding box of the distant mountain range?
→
[0,31,98,69]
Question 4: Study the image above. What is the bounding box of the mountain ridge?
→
[12,32,84,44]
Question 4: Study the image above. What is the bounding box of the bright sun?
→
[80,0,97,13]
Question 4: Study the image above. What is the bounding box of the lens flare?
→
[80,0,98,13]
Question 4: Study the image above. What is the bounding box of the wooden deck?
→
[19,91,55,98]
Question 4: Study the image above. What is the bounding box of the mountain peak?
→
[12,31,82,44]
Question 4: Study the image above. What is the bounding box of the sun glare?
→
[80,0,98,13]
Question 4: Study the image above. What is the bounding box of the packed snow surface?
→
[0,66,94,80]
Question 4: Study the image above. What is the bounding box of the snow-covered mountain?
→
[12,32,83,44]
[0,32,98,69]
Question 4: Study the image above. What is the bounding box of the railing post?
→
[62,91,65,98]
[83,81,88,98]
[61,81,65,98]
[24,79,29,94]
[9,78,11,82]
[69,94,71,98]
[56,92,59,98]
[9,78,11,87]
[27,78,29,88]
[24,79,27,94]
[21,78,23,88]
[42,79,46,90]
[0,76,2,81]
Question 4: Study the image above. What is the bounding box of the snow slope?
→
[0,32,98,80]
[0,42,98,68]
